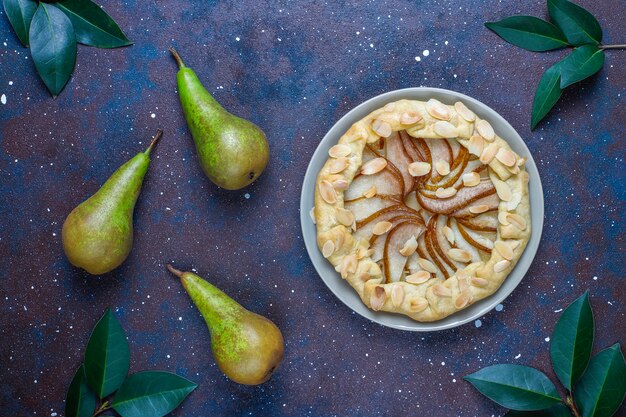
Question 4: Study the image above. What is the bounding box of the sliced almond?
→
[462,172,481,187]
[435,160,451,176]
[468,134,484,157]
[406,271,430,284]
[356,247,373,260]
[391,285,405,307]
[384,102,396,112]
[493,259,511,273]
[361,157,387,175]
[319,180,337,204]
[322,240,335,258]
[443,226,455,244]
[433,284,452,297]
[434,121,457,138]
[454,101,476,122]
[363,185,377,198]
[480,143,498,164]
[507,213,527,230]
[426,99,451,120]
[329,157,348,174]
[418,258,438,273]
[343,254,358,275]
[400,112,422,125]
[495,241,514,260]
[408,161,431,177]
[336,208,355,227]
[457,271,470,292]
[476,119,495,141]
[372,221,393,235]
[493,178,512,201]
[496,148,516,167]
[469,204,490,214]
[455,291,472,309]
[471,277,489,287]
[359,272,371,282]
[447,248,472,263]
[409,297,429,313]
[436,187,457,199]
[399,236,418,257]
[371,119,392,137]
[370,286,387,311]
[332,179,349,190]
[328,144,351,158]
[309,207,316,224]
[507,164,521,175]
[498,211,510,226]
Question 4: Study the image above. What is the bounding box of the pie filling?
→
[344,131,500,283]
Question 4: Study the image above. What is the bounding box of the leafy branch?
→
[2,0,131,97]
[465,292,626,417]
[485,0,624,130]
[65,309,197,417]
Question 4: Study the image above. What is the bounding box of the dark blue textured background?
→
[1,1,624,416]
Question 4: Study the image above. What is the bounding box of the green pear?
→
[62,130,163,275]
[167,264,284,385]
[169,47,269,190]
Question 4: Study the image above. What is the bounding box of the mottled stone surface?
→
[0,1,624,416]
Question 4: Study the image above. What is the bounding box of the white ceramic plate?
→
[300,88,544,331]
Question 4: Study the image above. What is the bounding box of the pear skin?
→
[169,47,269,190]
[167,265,284,385]
[62,130,162,275]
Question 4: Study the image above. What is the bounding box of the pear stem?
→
[166,264,184,278]
[169,47,186,69]
[145,129,163,155]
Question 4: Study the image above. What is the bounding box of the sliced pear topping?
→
[435,160,451,176]
[476,120,495,141]
[435,187,457,199]
[361,157,387,175]
[406,271,430,284]
[391,285,405,307]
[328,144,352,158]
[336,208,355,227]
[506,213,527,230]
[400,112,422,125]
[329,157,348,174]
[462,172,481,187]
[408,162,431,177]
[443,226,455,244]
[433,284,452,297]
[370,286,387,311]
[372,221,393,235]
[322,240,335,258]
[434,121,457,138]
[418,258,438,273]
[319,180,337,204]
[447,248,472,263]
[494,241,514,260]
[469,204,490,214]
[454,101,476,122]
[371,119,392,137]
[495,148,516,167]
[426,98,451,120]
[493,259,511,272]
[363,185,377,198]
[399,236,418,257]
[479,143,498,164]
[468,134,484,157]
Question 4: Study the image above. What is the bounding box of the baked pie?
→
[314,99,531,322]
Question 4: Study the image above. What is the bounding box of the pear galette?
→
[314,99,531,322]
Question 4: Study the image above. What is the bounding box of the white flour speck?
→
[474,319,482,328]
[150,113,156,118]
[8,81,13,85]
[545,337,550,342]
[1,94,6,105]
[244,193,250,199]
[515,354,521,359]
[236,36,240,41]
[422,49,430,56]
[414,56,421,62]
[495,304,503,312]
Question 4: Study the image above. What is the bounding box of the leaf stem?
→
[91,400,111,417]
[565,394,582,417]
[599,44,626,50]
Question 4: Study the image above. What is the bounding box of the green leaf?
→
[550,291,594,390]
[464,364,562,411]
[559,45,604,89]
[56,0,132,48]
[65,365,97,417]
[531,60,564,130]
[574,344,626,417]
[485,16,569,51]
[29,3,77,97]
[3,0,38,46]
[505,403,573,416]
[111,371,197,417]
[84,309,130,398]
[547,0,602,46]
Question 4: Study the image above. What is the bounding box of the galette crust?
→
[314,99,531,322]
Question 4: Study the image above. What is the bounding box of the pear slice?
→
[417,180,496,215]
[384,131,415,196]
[383,221,425,282]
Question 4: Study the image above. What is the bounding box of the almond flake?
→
[336,208,355,227]
[498,211,510,226]
[435,160,450,176]
[361,157,387,175]
[372,221,393,235]
[495,241,514,260]
[400,112,422,125]
[409,297,429,312]
[434,121,457,138]
[370,286,387,311]
[447,248,472,263]
[455,291,472,309]
[476,119,495,141]
[454,101,476,122]
[399,236,418,257]
[436,187,457,199]
[469,204,489,214]
[332,179,349,190]
[408,161,431,177]
[496,148,516,167]
[309,207,316,224]
[371,119,392,137]
[462,172,480,187]
[493,259,511,273]
[433,284,452,297]
[319,180,337,204]
[418,258,438,273]
[506,213,527,230]
[322,240,335,258]
[391,285,405,307]
[480,143,498,164]
[471,277,489,287]
[359,272,371,282]
[328,144,351,158]
[468,134,484,156]
[493,178,512,201]
[426,99,450,120]
[363,185,377,198]
[406,271,430,284]
[343,254,358,275]
[329,157,348,174]
[443,226,455,244]
[507,164,521,175]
